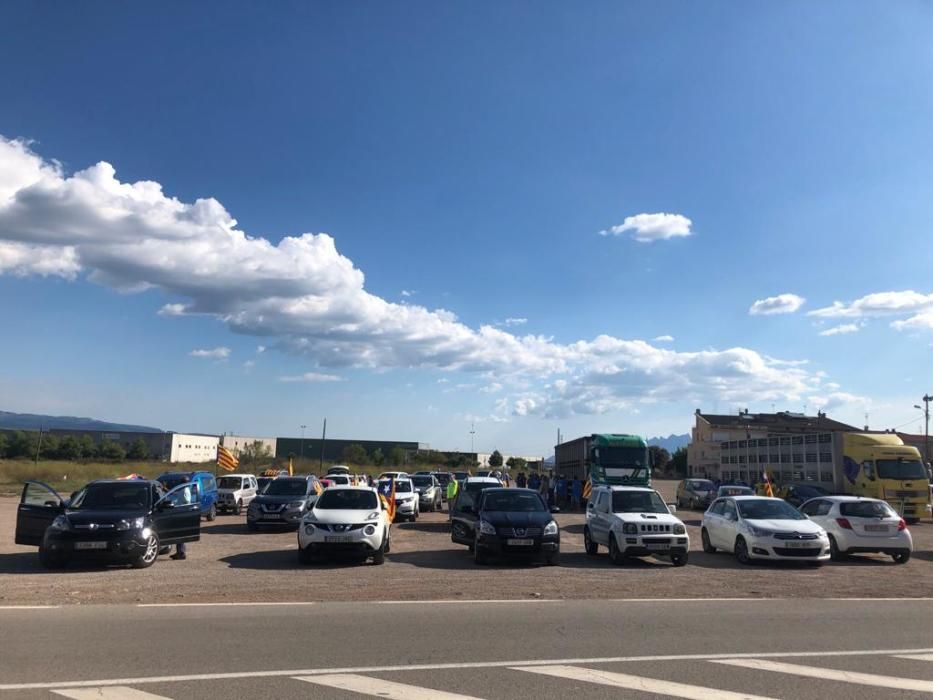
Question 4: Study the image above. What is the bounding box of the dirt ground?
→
[1,480,931,605]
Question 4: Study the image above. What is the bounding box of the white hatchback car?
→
[298,486,390,564]
[799,496,912,564]
[701,496,830,566]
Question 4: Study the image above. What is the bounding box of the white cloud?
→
[503,317,527,327]
[256,345,266,353]
[809,291,933,319]
[891,309,933,331]
[436,378,449,384]
[243,360,255,371]
[401,289,415,297]
[599,212,692,243]
[749,294,806,316]
[653,335,674,342]
[0,136,842,417]
[189,347,231,360]
[480,382,504,394]
[158,303,188,317]
[807,391,871,412]
[277,372,343,383]
[819,323,862,337]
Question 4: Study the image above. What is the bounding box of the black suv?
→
[246,475,322,530]
[470,487,560,566]
[15,479,200,569]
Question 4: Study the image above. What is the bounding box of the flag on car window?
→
[217,445,239,472]
[762,470,774,498]
[378,478,396,522]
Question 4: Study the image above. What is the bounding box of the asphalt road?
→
[2,599,933,699]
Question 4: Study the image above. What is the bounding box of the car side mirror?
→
[667,503,677,513]
[587,502,595,510]
[157,500,175,511]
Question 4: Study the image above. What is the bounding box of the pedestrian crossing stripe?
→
[295,674,484,699]
[712,658,933,693]
[53,689,173,700]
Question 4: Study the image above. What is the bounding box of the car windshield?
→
[689,480,715,491]
[217,477,243,489]
[257,478,271,493]
[411,476,434,487]
[71,483,150,510]
[482,491,545,512]
[737,499,806,521]
[596,446,646,467]
[315,489,377,510]
[876,459,928,480]
[840,501,897,518]
[381,480,412,493]
[434,473,452,485]
[264,479,308,496]
[158,474,190,489]
[612,491,669,513]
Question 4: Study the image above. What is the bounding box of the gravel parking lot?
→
[1,481,931,605]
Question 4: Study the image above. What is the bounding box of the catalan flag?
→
[217,445,239,472]
[378,478,396,522]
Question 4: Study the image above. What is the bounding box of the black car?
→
[15,479,200,569]
[470,487,560,566]
[246,475,321,530]
[450,477,506,542]
[782,483,831,508]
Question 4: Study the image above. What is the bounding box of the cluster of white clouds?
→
[0,136,849,417]
[599,213,693,243]
[749,293,806,316]
[189,347,230,360]
[818,323,863,337]
[809,291,933,331]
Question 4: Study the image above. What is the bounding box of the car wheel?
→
[670,552,688,567]
[828,535,845,561]
[892,551,911,564]
[372,536,387,565]
[233,500,242,516]
[609,534,626,565]
[206,504,217,522]
[413,507,419,521]
[132,532,160,569]
[583,527,598,555]
[734,537,751,565]
[701,528,716,553]
[38,545,69,569]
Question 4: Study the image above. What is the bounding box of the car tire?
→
[206,504,217,522]
[583,527,598,555]
[132,532,160,569]
[451,522,469,542]
[298,545,315,564]
[670,552,688,567]
[372,536,387,565]
[38,545,69,569]
[734,537,752,565]
[892,551,911,564]
[701,528,716,553]
[609,534,626,565]
[828,535,845,561]
[233,500,242,516]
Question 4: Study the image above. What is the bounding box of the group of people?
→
[515,471,587,511]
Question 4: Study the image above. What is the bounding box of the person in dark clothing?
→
[516,472,527,489]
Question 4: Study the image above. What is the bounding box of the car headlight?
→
[287,501,305,509]
[303,523,315,535]
[366,511,380,521]
[747,524,774,537]
[622,522,638,535]
[49,515,71,531]
[673,523,686,535]
[116,517,146,531]
[364,525,376,536]
[543,520,559,536]
[478,520,497,535]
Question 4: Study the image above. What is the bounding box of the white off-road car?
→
[216,474,258,515]
[584,485,689,566]
[298,486,390,565]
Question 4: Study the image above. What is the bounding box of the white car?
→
[378,477,419,521]
[701,495,830,566]
[584,485,689,566]
[799,495,913,564]
[215,474,258,515]
[378,471,409,481]
[298,486,390,564]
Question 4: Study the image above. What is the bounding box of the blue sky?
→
[1,2,932,454]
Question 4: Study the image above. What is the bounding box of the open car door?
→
[152,482,201,545]
[15,481,65,546]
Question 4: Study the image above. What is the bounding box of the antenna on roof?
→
[864,411,870,431]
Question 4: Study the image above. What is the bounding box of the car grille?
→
[773,533,819,540]
[314,524,365,532]
[261,504,286,513]
[773,547,822,557]
[72,523,115,530]
[641,537,673,544]
[639,523,671,533]
[498,527,542,537]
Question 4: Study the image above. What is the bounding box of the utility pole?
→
[34,425,43,466]
[319,418,327,473]
[299,424,307,460]
[914,396,931,465]
[470,423,475,454]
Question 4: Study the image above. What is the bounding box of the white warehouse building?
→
[169,433,220,463]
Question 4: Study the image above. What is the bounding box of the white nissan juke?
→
[298,486,391,565]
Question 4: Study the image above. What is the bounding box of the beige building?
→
[220,435,277,458]
[687,409,857,480]
[169,433,220,463]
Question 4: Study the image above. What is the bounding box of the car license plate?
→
[325,536,351,543]
[865,525,888,532]
[784,540,808,548]
[263,513,282,520]
[75,541,107,550]
[507,538,534,546]
[646,543,670,551]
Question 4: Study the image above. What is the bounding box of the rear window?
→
[264,479,308,496]
[840,501,897,518]
[411,476,434,487]
[158,474,190,489]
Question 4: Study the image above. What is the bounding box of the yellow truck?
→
[836,433,932,523]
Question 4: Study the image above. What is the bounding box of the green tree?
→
[488,450,503,467]
[506,456,527,470]
[648,446,671,474]
[342,443,368,465]
[39,434,61,460]
[389,446,406,467]
[0,433,7,458]
[669,446,688,477]
[78,435,96,459]
[371,448,385,467]
[127,438,150,460]
[57,435,83,461]
[7,431,39,459]
[98,440,126,461]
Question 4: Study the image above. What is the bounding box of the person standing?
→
[540,474,550,505]
[557,475,568,508]
[446,476,459,512]
[516,471,527,489]
[572,477,583,510]
[528,472,540,492]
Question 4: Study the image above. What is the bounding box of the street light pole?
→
[299,424,307,461]
[470,423,475,455]
[916,396,931,466]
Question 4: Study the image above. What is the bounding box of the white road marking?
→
[372,599,563,604]
[137,602,316,608]
[712,659,933,693]
[295,673,485,699]
[514,665,779,700]
[0,605,60,610]
[53,688,174,699]
[3,646,933,691]
[896,653,933,661]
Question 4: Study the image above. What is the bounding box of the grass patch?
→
[0,460,205,495]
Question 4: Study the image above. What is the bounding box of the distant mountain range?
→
[0,411,163,433]
[647,433,690,452]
